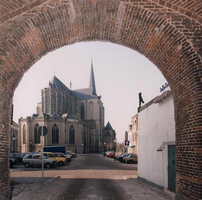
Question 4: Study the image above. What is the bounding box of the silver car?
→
[23,154,56,168]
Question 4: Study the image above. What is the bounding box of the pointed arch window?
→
[89,101,94,120]
[52,124,59,144]
[23,125,26,144]
[80,102,85,120]
[52,92,56,113]
[58,92,62,114]
[34,123,40,144]
[63,95,66,113]
[69,125,75,144]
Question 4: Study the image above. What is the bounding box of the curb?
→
[11,186,25,198]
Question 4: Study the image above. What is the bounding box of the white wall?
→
[138,93,175,188]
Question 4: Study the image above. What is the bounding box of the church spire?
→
[89,60,97,96]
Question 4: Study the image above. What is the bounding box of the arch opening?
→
[0,0,202,199]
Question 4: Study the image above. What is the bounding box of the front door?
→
[168,145,176,192]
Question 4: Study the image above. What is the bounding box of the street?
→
[11,154,174,200]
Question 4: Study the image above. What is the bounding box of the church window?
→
[63,95,66,113]
[69,125,75,144]
[69,101,72,115]
[89,101,94,120]
[23,125,26,144]
[58,93,62,114]
[80,102,85,120]
[52,92,56,113]
[52,124,59,144]
[34,123,40,144]
[66,97,69,113]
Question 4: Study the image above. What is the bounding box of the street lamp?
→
[11,135,17,153]
[114,139,117,152]
[29,140,32,152]
[113,139,117,161]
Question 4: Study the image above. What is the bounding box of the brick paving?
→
[11,154,174,200]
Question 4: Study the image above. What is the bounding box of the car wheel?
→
[58,161,64,166]
[24,163,30,168]
[45,163,51,169]
[128,160,133,164]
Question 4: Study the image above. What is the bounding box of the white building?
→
[138,90,176,193]
[127,114,138,154]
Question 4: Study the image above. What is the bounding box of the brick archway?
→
[0,0,202,199]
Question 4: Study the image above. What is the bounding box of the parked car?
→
[10,153,23,164]
[39,152,58,165]
[105,151,111,156]
[66,152,73,158]
[23,154,56,168]
[53,153,67,166]
[107,151,115,158]
[122,154,138,164]
[66,151,77,157]
[10,158,17,168]
[116,153,132,162]
[115,152,123,157]
[61,153,71,162]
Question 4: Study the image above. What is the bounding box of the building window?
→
[52,92,56,113]
[89,101,94,120]
[52,124,59,144]
[58,92,62,114]
[63,95,66,113]
[80,102,85,120]
[34,123,40,144]
[69,125,75,144]
[23,125,26,144]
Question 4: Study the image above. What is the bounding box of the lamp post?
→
[114,139,117,151]
[104,142,106,152]
[29,140,32,152]
[114,139,117,161]
[11,135,17,153]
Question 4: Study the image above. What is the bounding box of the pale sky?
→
[13,42,167,142]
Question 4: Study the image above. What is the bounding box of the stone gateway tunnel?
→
[0,0,202,199]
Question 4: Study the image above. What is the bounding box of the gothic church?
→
[19,62,116,153]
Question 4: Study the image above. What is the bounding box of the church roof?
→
[72,90,98,100]
[49,76,98,100]
[49,76,72,95]
[73,88,93,95]
[89,61,97,96]
[104,122,114,130]
[51,113,60,118]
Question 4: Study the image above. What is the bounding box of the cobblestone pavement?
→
[10,154,175,200]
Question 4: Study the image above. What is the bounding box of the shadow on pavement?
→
[12,177,174,200]
[10,177,55,200]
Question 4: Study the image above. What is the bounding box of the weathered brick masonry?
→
[0,0,202,199]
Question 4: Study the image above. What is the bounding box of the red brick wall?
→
[0,0,202,199]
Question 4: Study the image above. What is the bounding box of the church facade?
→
[19,63,114,153]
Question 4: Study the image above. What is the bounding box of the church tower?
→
[89,61,97,96]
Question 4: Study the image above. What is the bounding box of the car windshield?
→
[54,154,62,157]
[38,155,46,159]
[10,154,17,158]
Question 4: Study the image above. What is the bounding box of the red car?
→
[54,152,71,162]
[107,151,115,158]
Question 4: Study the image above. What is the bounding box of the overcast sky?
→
[13,42,167,142]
